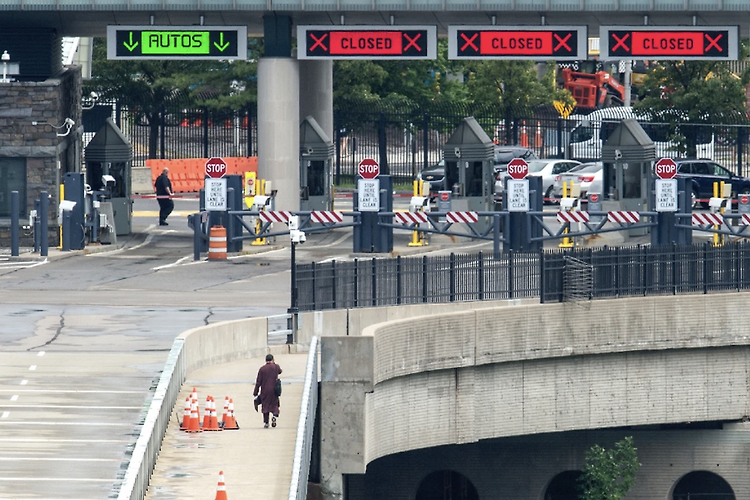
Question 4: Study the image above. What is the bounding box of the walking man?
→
[154,167,174,226]
[253,354,282,428]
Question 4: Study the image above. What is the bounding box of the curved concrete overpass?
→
[319,293,750,499]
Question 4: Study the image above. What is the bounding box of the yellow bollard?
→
[408,180,426,247]
[559,181,574,248]
[713,181,725,247]
[251,179,267,246]
[58,184,65,249]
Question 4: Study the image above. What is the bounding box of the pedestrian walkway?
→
[145,351,310,500]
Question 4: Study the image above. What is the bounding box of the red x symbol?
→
[611,33,630,52]
[705,33,723,52]
[403,33,422,51]
[553,33,572,52]
[309,33,328,52]
[460,32,478,52]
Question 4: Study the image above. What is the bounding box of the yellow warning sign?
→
[244,171,256,209]
[554,100,576,119]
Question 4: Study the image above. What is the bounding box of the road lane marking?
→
[10,395,18,401]
[29,365,36,371]
[1,412,8,419]
[38,351,45,356]
[19,380,27,385]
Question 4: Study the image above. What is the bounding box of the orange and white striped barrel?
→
[208,226,227,260]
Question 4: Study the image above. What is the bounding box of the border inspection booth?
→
[299,116,334,211]
[443,117,495,231]
[601,118,656,237]
[84,117,133,236]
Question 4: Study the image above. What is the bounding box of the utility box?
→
[299,116,334,212]
[84,118,133,236]
[443,117,495,232]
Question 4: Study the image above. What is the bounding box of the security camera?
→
[102,174,116,187]
[64,118,75,127]
[89,91,99,100]
[454,147,461,158]
[290,229,306,244]
[307,147,314,155]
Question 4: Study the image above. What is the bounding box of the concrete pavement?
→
[145,351,311,500]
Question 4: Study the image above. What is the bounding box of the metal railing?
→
[288,336,319,500]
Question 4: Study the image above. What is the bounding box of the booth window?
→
[0,158,26,217]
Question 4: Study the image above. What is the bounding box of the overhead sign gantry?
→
[107,25,248,60]
[448,26,587,60]
[600,26,739,60]
[297,26,437,59]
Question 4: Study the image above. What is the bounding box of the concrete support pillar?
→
[258,58,300,212]
[299,60,333,141]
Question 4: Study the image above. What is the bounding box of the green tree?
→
[578,436,641,500]
[89,37,260,158]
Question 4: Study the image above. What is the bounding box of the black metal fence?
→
[294,242,750,312]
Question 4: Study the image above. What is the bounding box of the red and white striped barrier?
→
[395,212,429,224]
[259,211,293,223]
[557,211,589,224]
[446,211,479,224]
[692,213,724,226]
[311,211,344,224]
[742,214,750,226]
[607,211,640,224]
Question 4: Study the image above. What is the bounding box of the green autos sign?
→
[107,25,247,60]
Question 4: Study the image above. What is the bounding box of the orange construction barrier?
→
[520,121,529,147]
[145,158,258,194]
[180,397,190,429]
[208,226,227,260]
[223,398,239,430]
[215,471,228,500]
[185,400,202,433]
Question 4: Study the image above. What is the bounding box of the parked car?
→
[493,146,539,200]
[675,159,750,207]
[495,159,581,204]
[551,162,603,199]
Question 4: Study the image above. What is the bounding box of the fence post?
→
[332,260,337,309]
[354,259,359,308]
[508,250,514,300]
[203,107,209,159]
[334,111,341,185]
[371,258,377,307]
[737,126,745,177]
[396,256,402,305]
[493,213,501,259]
[557,117,564,159]
[423,113,429,172]
[312,262,317,310]
[539,249,545,303]
[422,255,428,303]
[160,103,166,160]
[478,251,484,301]
[449,253,456,302]
[378,112,388,175]
[672,243,678,295]
[703,242,709,295]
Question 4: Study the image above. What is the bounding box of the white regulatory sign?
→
[655,179,678,212]
[358,178,380,212]
[205,177,228,211]
[507,179,530,212]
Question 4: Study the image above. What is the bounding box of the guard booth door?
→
[445,159,494,231]
[86,160,132,235]
[300,159,332,211]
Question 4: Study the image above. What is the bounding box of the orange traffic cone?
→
[221,396,229,426]
[205,397,222,431]
[185,400,202,433]
[191,388,201,422]
[202,396,212,430]
[180,397,190,429]
[520,121,529,147]
[223,398,239,430]
[535,121,543,148]
[215,471,228,500]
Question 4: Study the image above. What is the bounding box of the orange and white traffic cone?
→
[221,396,229,427]
[202,396,212,430]
[520,121,529,147]
[535,121,543,148]
[215,471,228,500]
[205,397,222,431]
[223,398,239,430]
[180,397,190,430]
[185,400,202,433]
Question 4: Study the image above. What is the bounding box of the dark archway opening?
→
[545,470,583,500]
[673,471,735,500]
[415,470,479,500]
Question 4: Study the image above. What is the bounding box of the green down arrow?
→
[214,32,229,52]
[124,32,139,52]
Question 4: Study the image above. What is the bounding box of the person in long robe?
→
[253,354,282,428]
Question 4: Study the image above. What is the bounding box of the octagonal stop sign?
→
[654,158,678,180]
[507,158,529,180]
[205,157,227,179]
[358,158,380,180]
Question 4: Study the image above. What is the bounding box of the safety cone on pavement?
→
[215,471,228,500]
[185,399,202,433]
[191,388,201,422]
[223,398,239,430]
[535,121,543,148]
[221,397,230,426]
[180,397,191,430]
[202,396,212,429]
[520,121,529,147]
[205,397,222,431]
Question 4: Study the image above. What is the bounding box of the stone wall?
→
[0,66,82,247]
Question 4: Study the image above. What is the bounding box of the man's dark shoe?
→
[159,221,168,226]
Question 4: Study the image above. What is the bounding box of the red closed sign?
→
[358,158,380,179]
[205,157,227,178]
[507,158,529,180]
[654,158,677,180]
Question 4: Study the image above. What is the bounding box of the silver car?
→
[551,162,603,200]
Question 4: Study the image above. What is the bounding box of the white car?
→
[551,162,603,200]
[495,159,581,204]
